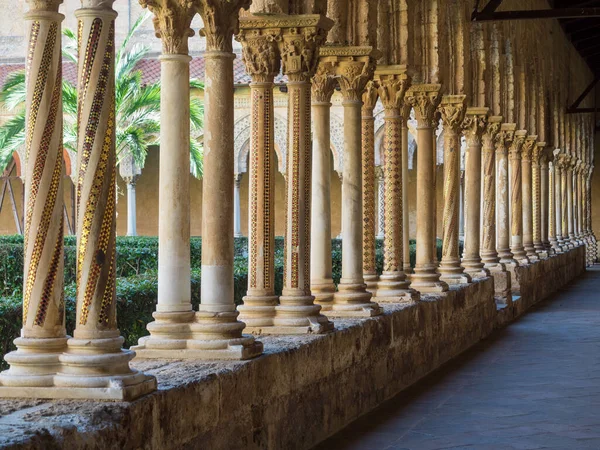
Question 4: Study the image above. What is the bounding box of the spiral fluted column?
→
[437,95,471,284]
[522,135,538,261]
[532,142,547,258]
[496,124,518,265]
[509,130,529,264]
[548,156,561,253]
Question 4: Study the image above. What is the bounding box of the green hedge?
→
[0,235,454,369]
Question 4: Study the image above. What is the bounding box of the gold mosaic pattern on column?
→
[290,87,300,289]
[249,88,259,289]
[361,93,376,275]
[98,163,116,327]
[532,146,542,245]
[383,116,402,272]
[78,21,116,325]
[23,34,62,324]
[548,162,555,238]
[560,158,568,235]
[303,86,311,292]
[509,144,523,237]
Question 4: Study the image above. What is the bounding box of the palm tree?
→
[0,12,205,177]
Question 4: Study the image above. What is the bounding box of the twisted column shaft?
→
[496,124,517,265]
[509,131,529,263]
[522,136,537,260]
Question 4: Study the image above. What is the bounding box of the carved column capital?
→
[237,24,281,83]
[495,123,517,154]
[362,80,379,112]
[482,115,502,150]
[197,0,251,52]
[278,17,333,82]
[462,107,489,145]
[521,135,537,162]
[140,0,197,54]
[438,95,467,134]
[405,84,442,128]
[311,60,337,103]
[374,65,410,112]
[25,0,62,13]
[532,141,546,165]
[509,130,528,160]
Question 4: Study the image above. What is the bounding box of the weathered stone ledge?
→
[0,247,586,450]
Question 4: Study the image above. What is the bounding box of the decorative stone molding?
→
[405,84,442,128]
[237,27,280,83]
[139,0,197,55]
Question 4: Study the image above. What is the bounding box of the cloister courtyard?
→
[0,0,599,449]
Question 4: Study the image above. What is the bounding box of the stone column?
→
[555,152,566,250]
[437,95,471,284]
[375,66,415,301]
[401,104,412,274]
[540,152,551,253]
[405,84,448,293]
[125,177,138,236]
[329,46,382,316]
[587,165,597,261]
[235,24,281,328]
[566,156,575,247]
[481,116,506,270]
[362,81,379,295]
[310,61,337,306]
[0,0,69,393]
[576,160,583,243]
[522,135,538,261]
[133,0,196,355]
[54,0,156,399]
[548,157,560,253]
[190,1,262,353]
[274,19,334,329]
[376,167,385,239]
[461,107,490,278]
[509,130,529,264]
[496,124,517,265]
[532,142,546,258]
[459,170,465,241]
[233,174,242,237]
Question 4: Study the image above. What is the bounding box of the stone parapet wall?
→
[0,248,587,450]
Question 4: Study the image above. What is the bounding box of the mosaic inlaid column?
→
[548,157,560,253]
[461,107,489,278]
[401,103,412,274]
[375,66,415,301]
[361,81,379,295]
[53,0,156,399]
[135,0,196,356]
[522,135,538,261]
[532,142,546,258]
[481,116,505,270]
[235,25,281,328]
[376,167,385,239]
[576,160,583,244]
[509,130,529,264]
[405,84,448,293]
[190,3,262,352]
[496,124,518,265]
[330,47,382,316]
[566,156,575,247]
[0,0,68,393]
[310,62,337,306]
[275,19,334,330]
[540,151,551,254]
[555,153,566,250]
[437,95,471,284]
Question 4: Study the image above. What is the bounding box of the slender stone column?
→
[576,160,583,243]
[374,66,415,301]
[548,157,560,253]
[522,135,538,261]
[481,116,506,270]
[566,156,575,247]
[274,19,334,329]
[496,124,518,265]
[437,95,471,284]
[405,84,448,293]
[0,0,69,393]
[310,61,337,306]
[509,130,529,264]
[460,107,490,278]
[587,165,597,261]
[236,25,281,328]
[189,1,262,353]
[53,0,156,399]
[233,174,242,237]
[330,46,382,315]
[361,81,379,295]
[459,170,465,242]
[376,167,385,239]
[555,152,566,250]
[401,103,412,274]
[125,178,138,236]
[540,151,551,253]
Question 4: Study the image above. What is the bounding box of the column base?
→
[403,263,414,274]
[462,259,490,278]
[311,280,336,305]
[269,295,335,334]
[438,260,472,284]
[238,294,278,328]
[409,268,449,293]
[510,247,530,264]
[363,273,379,296]
[330,283,383,317]
[132,340,263,360]
[524,246,539,262]
[484,262,507,273]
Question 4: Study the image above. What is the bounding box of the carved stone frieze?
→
[237,27,281,83]
[139,0,197,55]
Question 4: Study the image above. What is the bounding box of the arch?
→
[330,112,345,174]
[234,113,287,175]
[10,151,21,178]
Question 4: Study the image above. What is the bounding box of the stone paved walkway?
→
[315,266,600,450]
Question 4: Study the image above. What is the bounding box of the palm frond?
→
[0,70,26,111]
[189,139,204,179]
[190,79,205,91]
[0,111,26,172]
[189,97,205,131]
[62,28,78,64]
[62,80,78,117]
[116,11,152,65]
[116,43,150,82]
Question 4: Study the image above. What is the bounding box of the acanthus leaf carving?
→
[279,27,326,82]
[376,74,410,112]
[482,116,502,150]
[362,80,378,111]
[198,0,251,53]
[238,28,281,83]
[438,95,466,134]
[462,107,489,146]
[522,135,537,162]
[311,60,337,103]
[139,0,196,55]
[404,84,442,128]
